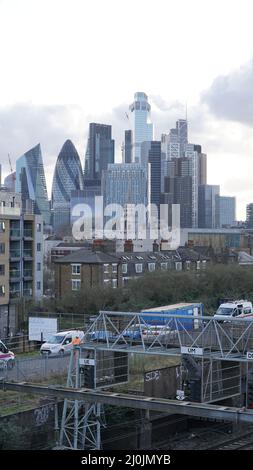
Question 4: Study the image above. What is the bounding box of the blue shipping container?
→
[141,303,204,331]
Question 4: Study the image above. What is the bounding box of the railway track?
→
[154,424,253,450]
[207,432,253,450]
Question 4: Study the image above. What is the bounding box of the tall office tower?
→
[161,119,189,194]
[129,92,154,163]
[217,196,236,227]
[162,119,188,161]
[198,152,207,185]
[164,157,193,228]
[164,174,192,228]
[4,172,16,192]
[84,123,115,182]
[102,163,148,207]
[141,141,161,217]
[123,130,132,163]
[184,144,199,228]
[247,204,253,228]
[51,140,84,233]
[16,144,50,226]
[198,185,220,228]
[176,119,188,156]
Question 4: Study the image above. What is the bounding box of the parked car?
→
[89,330,116,342]
[122,323,148,340]
[0,340,15,369]
[142,324,176,342]
[40,330,84,355]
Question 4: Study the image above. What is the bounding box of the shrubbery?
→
[39,265,253,316]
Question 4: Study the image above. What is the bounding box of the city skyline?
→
[1,98,240,222]
[1,0,253,219]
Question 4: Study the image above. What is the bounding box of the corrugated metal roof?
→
[142,303,201,312]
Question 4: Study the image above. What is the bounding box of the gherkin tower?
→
[52,140,84,232]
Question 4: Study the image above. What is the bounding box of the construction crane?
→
[8,153,13,173]
[7,153,16,188]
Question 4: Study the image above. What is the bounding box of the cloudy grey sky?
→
[0,0,253,218]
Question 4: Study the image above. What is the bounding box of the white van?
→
[214,300,253,321]
[40,330,84,355]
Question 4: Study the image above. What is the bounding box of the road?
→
[0,353,70,382]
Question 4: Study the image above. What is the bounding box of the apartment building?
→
[54,245,209,298]
[0,189,43,337]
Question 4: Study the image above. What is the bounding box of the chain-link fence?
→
[0,354,69,382]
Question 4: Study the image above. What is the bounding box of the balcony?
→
[10,270,21,280]
[23,228,33,239]
[23,249,33,259]
[0,207,20,216]
[10,250,21,260]
[23,269,33,279]
[23,288,33,298]
[10,290,21,299]
[10,228,21,239]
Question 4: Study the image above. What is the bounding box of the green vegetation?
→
[36,265,253,316]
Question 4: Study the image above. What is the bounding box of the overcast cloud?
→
[0,89,253,219]
[202,59,253,126]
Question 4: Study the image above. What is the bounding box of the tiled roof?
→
[55,246,209,264]
[55,249,119,264]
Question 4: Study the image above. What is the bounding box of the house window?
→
[175,262,182,271]
[148,263,156,272]
[122,263,128,274]
[0,243,5,254]
[196,261,201,270]
[37,243,41,252]
[112,263,118,274]
[202,260,207,269]
[0,221,5,232]
[161,262,167,271]
[0,285,5,297]
[37,281,41,290]
[37,223,41,232]
[0,265,5,276]
[103,279,111,286]
[123,277,129,286]
[72,264,81,275]
[186,260,191,270]
[112,279,117,289]
[103,264,109,273]
[72,279,81,291]
[37,262,41,271]
[135,263,143,273]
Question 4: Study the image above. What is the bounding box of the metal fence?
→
[28,312,91,333]
[0,354,69,382]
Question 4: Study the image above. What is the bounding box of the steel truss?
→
[83,311,253,361]
[59,347,105,450]
[5,311,253,450]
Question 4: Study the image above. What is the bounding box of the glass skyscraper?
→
[198,184,220,228]
[218,196,236,227]
[129,92,154,163]
[84,123,115,182]
[16,143,50,225]
[52,139,84,232]
[102,163,148,207]
[141,141,161,217]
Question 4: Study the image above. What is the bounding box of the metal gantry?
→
[4,311,253,450]
[59,347,104,450]
[83,311,253,362]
